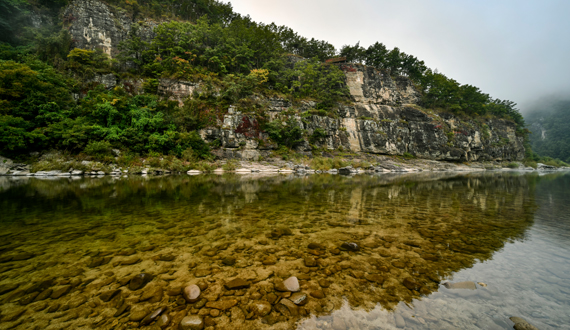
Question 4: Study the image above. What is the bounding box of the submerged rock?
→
[141,306,167,326]
[510,316,540,330]
[158,254,176,261]
[120,256,141,265]
[128,273,153,291]
[268,227,293,239]
[262,255,277,265]
[290,292,308,305]
[304,257,317,267]
[340,242,360,251]
[224,278,250,290]
[205,299,238,310]
[403,278,421,291]
[275,277,300,292]
[222,256,236,266]
[47,303,60,313]
[443,281,477,290]
[11,252,35,261]
[26,279,53,294]
[0,283,19,295]
[157,313,171,329]
[68,294,87,308]
[209,309,220,317]
[392,261,406,269]
[34,288,53,302]
[50,285,71,299]
[251,300,272,316]
[140,286,163,303]
[183,285,201,303]
[19,292,39,305]
[365,274,385,284]
[116,248,136,256]
[179,315,204,330]
[310,290,325,299]
[318,279,331,288]
[278,298,298,316]
[99,289,121,302]
[88,257,112,268]
[129,306,149,321]
[113,303,130,317]
[308,242,325,250]
[194,269,211,278]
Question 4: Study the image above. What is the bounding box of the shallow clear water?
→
[0,171,568,330]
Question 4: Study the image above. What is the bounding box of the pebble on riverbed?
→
[275,276,300,292]
[510,316,541,330]
[128,273,154,291]
[443,281,477,290]
[340,242,360,251]
[183,284,201,303]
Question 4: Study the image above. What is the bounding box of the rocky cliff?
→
[63,0,525,162]
[193,64,525,162]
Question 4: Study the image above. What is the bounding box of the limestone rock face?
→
[64,0,157,57]
[341,63,421,105]
[64,0,128,57]
[194,64,525,162]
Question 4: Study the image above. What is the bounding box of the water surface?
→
[0,171,568,329]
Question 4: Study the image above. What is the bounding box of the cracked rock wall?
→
[197,65,525,162]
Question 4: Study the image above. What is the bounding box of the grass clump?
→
[506,162,520,169]
[309,157,349,170]
[222,159,240,171]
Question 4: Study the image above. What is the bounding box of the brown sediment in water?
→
[0,172,537,329]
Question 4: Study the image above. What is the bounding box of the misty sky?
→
[229,0,570,113]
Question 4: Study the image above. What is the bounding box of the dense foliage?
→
[0,0,527,160]
[0,57,211,158]
[526,100,570,163]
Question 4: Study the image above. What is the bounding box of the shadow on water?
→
[0,172,544,329]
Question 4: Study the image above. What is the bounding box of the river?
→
[0,171,568,330]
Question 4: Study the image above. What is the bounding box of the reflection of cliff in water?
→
[530,172,570,246]
[0,172,536,329]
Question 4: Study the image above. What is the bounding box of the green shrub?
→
[147,156,161,168]
[310,157,349,170]
[352,160,371,168]
[191,160,216,172]
[523,160,537,169]
[83,141,113,157]
[209,139,222,149]
[309,128,327,144]
[264,118,305,149]
[181,148,198,162]
[543,159,568,168]
[142,78,159,94]
[506,162,519,169]
[222,159,240,171]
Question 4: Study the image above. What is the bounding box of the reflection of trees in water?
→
[0,172,537,327]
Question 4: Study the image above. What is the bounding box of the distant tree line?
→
[526,100,570,164]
